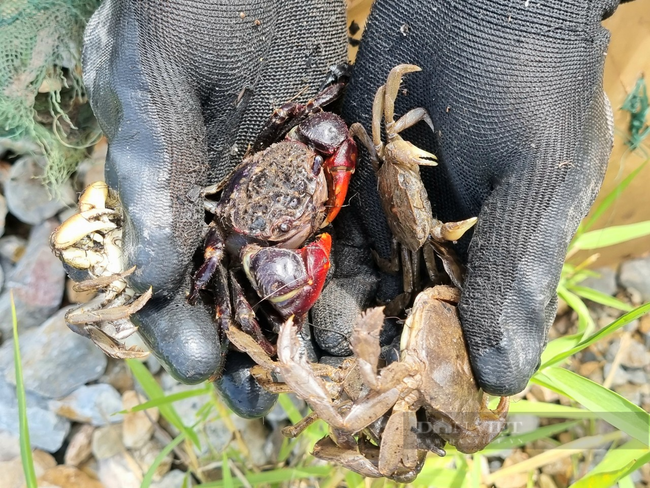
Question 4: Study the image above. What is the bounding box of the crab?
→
[349,64,477,301]
[188,80,357,354]
[50,181,152,359]
[233,285,509,481]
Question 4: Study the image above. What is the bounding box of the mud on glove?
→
[341,0,619,396]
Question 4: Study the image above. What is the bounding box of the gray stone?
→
[122,390,158,449]
[64,424,95,466]
[92,424,124,460]
[580,267,618,297]
[0,194,7,239]
[613,383,647,406]
[49,384,124,426]
[619,257,650,303]
[0,450,56,488]
[626,368,648,385]
[603,363,630,387]
[98,454,140,488]
[151,470,189,488]
[166,384,232,456]
[0,307,107,398]
[0,235,26,280]
[266,393,306,423]
[0,429,20,462]
[132,439,172,481]
[620,340,650,369]
[0,220,66,337]
[0,376,70,452]
[231,416,272,466]
[4,155,75,225]
[508,414,540,435]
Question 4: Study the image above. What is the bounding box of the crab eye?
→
[279,222,291,233]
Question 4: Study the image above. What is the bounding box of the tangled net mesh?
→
[0,0,100,190]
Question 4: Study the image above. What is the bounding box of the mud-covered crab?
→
[188,81,357,354]
[50,182,152,358]
[349,64,477,298]
[235,285,509,481]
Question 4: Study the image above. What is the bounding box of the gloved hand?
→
[81,0,347,407]
[339,0,621,396]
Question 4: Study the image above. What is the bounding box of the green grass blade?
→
[540,334,582,366]
[571,462,636,488]
[570,285,633,312]
[125,359,201,448]
[571,438,650,488]
[507,400,598,419]
[12,292,37,488]
[483,421,580,451]
[557,286,595,336]
[581,158,648,233]
[571,220,650,251]
[537,368,650,445]
[278,394,304,425]
[541,301,650,369]
[412,466,468,488]
[344,470,365,488]
[141,432,186,488]
[117,386,211,414]
[221,452,234,488]
[196,466,332,487]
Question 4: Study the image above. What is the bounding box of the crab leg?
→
[65,287,153,324]
[383,64,422,123]
[277,315,402,434]
[188,224,226,304]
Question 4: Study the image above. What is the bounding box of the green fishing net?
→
[0,0,100,189]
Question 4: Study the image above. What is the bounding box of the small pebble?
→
[0,450,56,488]
[91,424,123,460]
[151,470,189,488]
[0,307,107,399]
[4,155,75,225]
[38,465,104,488]
[508,414,540,435]
[619,256,650,303]
[64,424,95,466]
[603,363,629,387]
[132,438,172,481]
[620,339,650,369]
[49,384,124,426]
[98,453,140,488]
[580,267,618,296]
[0,220,66,337]
[613,383,647,406]
[0,375,70,452]
[122,390,158,449]
[0,429,20,462]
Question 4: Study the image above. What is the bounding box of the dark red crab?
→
[188,81,357,355]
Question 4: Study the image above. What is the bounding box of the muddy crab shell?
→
[218,141,328,246]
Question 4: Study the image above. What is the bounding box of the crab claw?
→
[431,217,478,242]
[241,233,332,318]
[322,138,357,226]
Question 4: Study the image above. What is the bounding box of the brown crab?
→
[349,64,477,299]
[188,81,357,355]
[50,181,152,358]
[235,285,509,480]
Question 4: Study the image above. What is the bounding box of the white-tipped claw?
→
[78,181,109,212]
[52,211,117,249]
[433,217,478,242]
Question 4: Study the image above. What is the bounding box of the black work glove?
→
[339,0,620,395]
[82,0,347,403]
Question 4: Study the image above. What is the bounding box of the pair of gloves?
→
[82,0,622,405]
